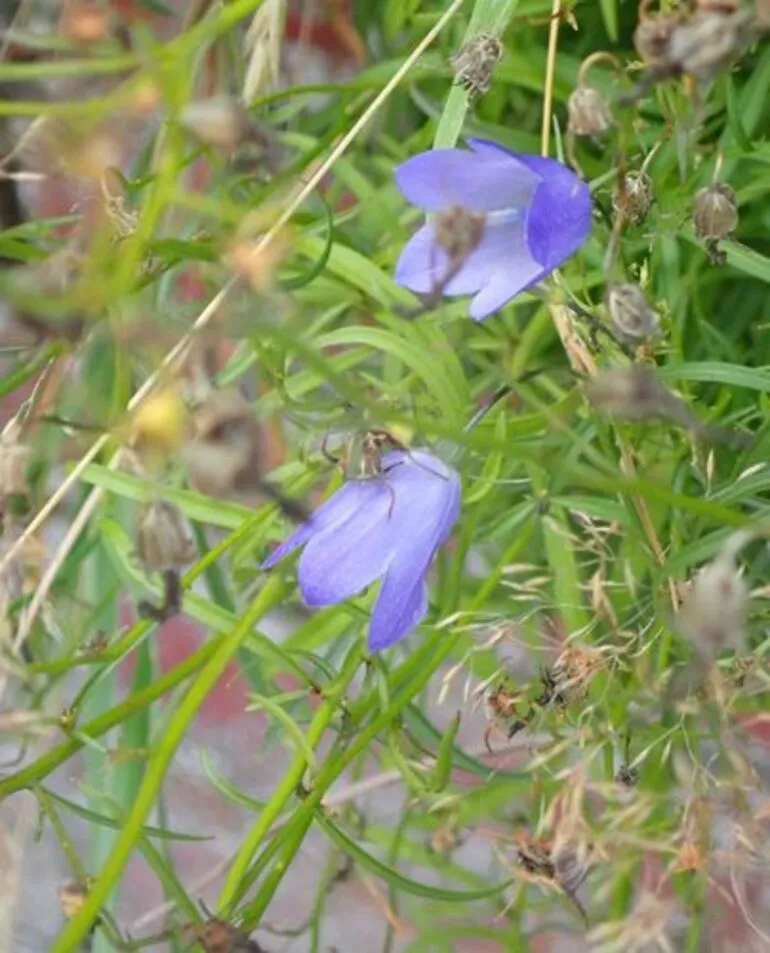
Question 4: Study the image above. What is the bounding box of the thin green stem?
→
[218,642,365,910]
[48,575,286,952]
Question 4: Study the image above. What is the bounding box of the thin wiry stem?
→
[540,0,562,158]
[0,0,464,604]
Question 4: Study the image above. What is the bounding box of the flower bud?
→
[180,96,252,153]
[567,85,613,137]
[435,206,486,266]
[135,500,195,573]
[452,32,504,99]
[693,182,738,240]
[613,172,653,224]
[606,283,660,343]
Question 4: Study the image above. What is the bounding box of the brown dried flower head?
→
[606,283,660,343]
[58,880,88,920]
[135,500,195,574]
[567,85,613,137]
[633,3,682,63]
[668,7,755,81]
[452,32,504,98]
[613,172,653,225]
[693,182,739,240]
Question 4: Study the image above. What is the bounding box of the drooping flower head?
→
[394,139,592,320]
[262,450,461,651]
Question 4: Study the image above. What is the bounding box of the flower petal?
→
[297,486,393,606]
[520,157,593,271]
[369,572,429,652]
[366,451,461,651]
[468,261,545,320]
[395,146,539,213]
[261,479,383,570]
[396,212,538,310]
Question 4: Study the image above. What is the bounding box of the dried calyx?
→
[628,0,758,98]
[613,171,653,225]
[693,181,739,265]
[568,86,613,137]
[567,53,618,138]
[606,283,660,343]
[135,500,195,574]
[452,32,504,99]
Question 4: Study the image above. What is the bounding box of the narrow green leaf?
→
[316,812,512,902]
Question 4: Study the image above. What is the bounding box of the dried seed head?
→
[667,8,755,81]
[678,550,748,662]
[567,85,613,137]
[135,500,195,573]
[633,10,681,63]
[180,97,253,153]
[434,206,486,265]
[0,427,32,500]
[693,182,739,240]
[452,32,504,98]
[613,172,653,224]
[606,283,660,343]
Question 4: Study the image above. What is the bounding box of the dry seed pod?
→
[452,32,504,98]
[606,283,660,343]
[633,3,682,63]
[567,85,613,137]
[135,500,195,573]
[613,172,653,225]
[693,182,739,240]
[180,96,253,153]
[667,8,755,81]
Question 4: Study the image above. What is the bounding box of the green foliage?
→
[1,0,770,951]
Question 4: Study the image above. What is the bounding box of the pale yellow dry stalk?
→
[243,0,287,104]
[1,0,465,654]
